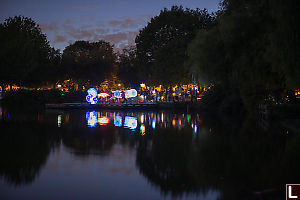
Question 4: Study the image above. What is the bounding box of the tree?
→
[266,0,300,89]
[186,0,298,109]
[0,16,59,87]
[117,46,140,87]
[135,6,214,86]
[61,40,116,86]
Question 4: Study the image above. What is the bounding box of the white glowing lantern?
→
[86,88,98,104]
[125,89,137,98]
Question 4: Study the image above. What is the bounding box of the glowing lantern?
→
[98,92,109,98]
[124,89,137,98]
[86,88,98,104]
[114,90,122,98]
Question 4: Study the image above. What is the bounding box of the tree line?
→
[1,1,299,107]
[186,0,300,108]
[0,6,214,90]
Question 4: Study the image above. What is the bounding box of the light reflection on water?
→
[86,111,97,127]
[124,116,138,130]
[84,111,201,134]
[0,108,298,200]
[114,116,122,127]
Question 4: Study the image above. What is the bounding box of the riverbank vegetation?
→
[0,0,299,115]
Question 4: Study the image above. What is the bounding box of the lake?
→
[0,108,299,200]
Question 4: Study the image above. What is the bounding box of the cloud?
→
[95,28,110,34]
[68,29,96,40]
[54,35,67,43]
[80,24,93,29]
[108,20,123,26]
[42,15,152,51]
[108,17,148,29]
[40,21,59,32]
[103,32,127,43]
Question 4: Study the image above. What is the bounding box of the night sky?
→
[1,0,220,51]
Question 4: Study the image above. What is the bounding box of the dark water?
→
[0,107,299,200]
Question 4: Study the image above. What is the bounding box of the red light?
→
[98,116,110,125]
[98,93,109,98]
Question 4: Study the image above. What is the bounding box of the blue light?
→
[86,111,97,127]
[124,116,137,130]
[114,116,122,127]
[114,90,122,98]
[152,120,156,129]
[86,88,98,104]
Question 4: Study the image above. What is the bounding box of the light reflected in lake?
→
[0,108,298,200]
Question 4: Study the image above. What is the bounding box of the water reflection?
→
[84,111,201,133]
[86,111,97,127]
[124,116,138,130]
[114,116,122,127]
[57,114,62,127]
[0,109,299,200]
[98,116,110,125]
[0,120,59,186]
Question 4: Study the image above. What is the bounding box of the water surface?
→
[0,108,299,200]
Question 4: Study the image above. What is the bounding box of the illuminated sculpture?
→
[113,89,137,99]
[114,90,122,98]
[86,88,98,104]
[124,89,137,98]
[98,92,109,98]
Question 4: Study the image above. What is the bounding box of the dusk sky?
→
[1,0,221,52]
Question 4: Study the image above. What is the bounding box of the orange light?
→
[98,116,110,125]
[98,93,109,98]
[172,119,176,126]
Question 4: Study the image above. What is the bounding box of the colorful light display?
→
[140,124,145,135]
[86,111,97,127]
[86,88,98,104]
[114,116,122,127]
[124,116,137,130]
[98,92,109,98]
[152,120,156,129]
[124,89,137,98]
[114,90,122,98]
[98,116,110,125]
